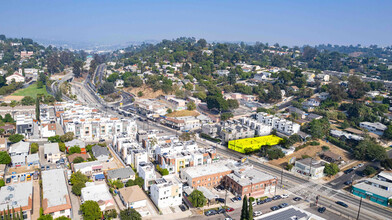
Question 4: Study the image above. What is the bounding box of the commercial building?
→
[225,168,277,198]
[150,175,183,208]
[43,143,62,163]
[81,182,116,212]
[228,135,283,154]
[0,182,33,219]
[42,169,72,218]
[9,141,30,156]
[352,178,392,207]
[292,158,325,179]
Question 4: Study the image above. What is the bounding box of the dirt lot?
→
[269,139,352,168]
[166,110,200,117]
[125,85,169,99]
[0,95,24,102]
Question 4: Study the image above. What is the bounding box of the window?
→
[244,188,248,192]
[60,210,65,214]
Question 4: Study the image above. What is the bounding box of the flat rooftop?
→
[226,168,275,187]
[42,169,71,211]
[0,182,33,210]
[181,160,235,179]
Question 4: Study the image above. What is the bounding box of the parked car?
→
[217,208,226,214]
[270,206,280,211]
[26,174,31,181]
[281,194,289,198]
[216,198,225,203]
[318,207,326,213]
[20,175,25,182]
[41,166,45,170]
[13,176,18,183]
[257,200,265,205]
[205,210,217,216]
[279,203,289,208]
[357,163,364,168]
[179,204,187,212]
[336,201,348,208]
[226,208,234,212]
[253,211,262,217]
[6,177,11,183]
[46,165,50,170]
[264,198,273,203]
[251,201,256,206]
[272,195,282,200]
[293,197,302,201]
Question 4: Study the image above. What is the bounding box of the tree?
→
[8,134,24,143]
[307,118,330,139]
[348,75,368,99]
[36,97,40,122]
[70,171,89,185]
[59,142,66,152]
[60,132,74,142]
[48,135,61,143]
[266,148,285,160]
[384,124,392,140]
[227,99,239,110]
[167,108,172,114]
[354,139,387,161]
[156,165,169,176]
[3,113,14,123]
[98,82,115,95]
[324,163,340,176]
[248,197,253,220]
[72,181,85,196]
[220,112,233,121]
[189,190,207,208]
[137,91,143,97]
[80,200,102,220]
[363,166,377,176]
[73,60,84,78]
[73,157,85,164]
[240,195,248,220]
[0,179,5,188]
[55,217,71,220]
[38,215,53,220]
[21,96,35,105]
[30,143,39,154]
[184,82,194,91]
[69,146,81,154]
[119,208,142,220]
[187,101,196,111]
[125,177,144,188]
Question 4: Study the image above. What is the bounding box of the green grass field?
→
[12,83,49,98]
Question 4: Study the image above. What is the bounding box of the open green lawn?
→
[12,83,49,98]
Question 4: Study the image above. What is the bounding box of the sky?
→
[0,0,391,47]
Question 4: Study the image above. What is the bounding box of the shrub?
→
[321,146,330,151]
[30,143,39,154]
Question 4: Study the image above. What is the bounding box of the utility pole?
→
[356,197,363,220]
[280,168,283,189]
[308,158,313,179]
[224,181,228,207]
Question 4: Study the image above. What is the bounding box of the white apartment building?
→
[256,112,300,135]
[138,162,157,190]
[43,143,62,163]
[150,175,183,208]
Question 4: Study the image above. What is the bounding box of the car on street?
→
[279,203,289,208]
[336,201,348,208]
[281,194,289,198]
[224,218,232,220]
[318,207,326,213]
[205,210,217,216]
[270,206,280,211]
[344,181,352,185]
[226,208,234,212]
[272,195,282,200]
[293,197,302,201]
[344,168,353,174]
[353,166,358,169]
[357,163,364,168]
[253,211,262,217]
[46,165,50,170]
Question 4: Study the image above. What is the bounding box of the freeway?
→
[49,70,74,101]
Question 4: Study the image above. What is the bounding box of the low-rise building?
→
[106,167,135,183]
[150,175,183,208]
[11,155,26,167]
[118,185,148,209]
[91,145,110,162]
[292,158,325,179]
[0,182,33,219]
[15,115,34,138]
[64,139,86,154]
[73,161,103,180]
[26,153,40,166]
[9,141,29,156]
[81,182,116,212]
[224,168,277,198]
[138,162,157,190]
[42,169,72,218]
[6,71,25,84]
[359,122,387,136]
[352,178,392,207]
[44,143,62,163]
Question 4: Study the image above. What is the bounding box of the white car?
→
[357,163,364,168]
[281,194,289,198]
[254,211,263,217]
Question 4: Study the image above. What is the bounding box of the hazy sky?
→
[1,0,391,46]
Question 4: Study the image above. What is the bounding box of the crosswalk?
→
[284,181,339,202]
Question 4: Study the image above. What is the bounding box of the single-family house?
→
[43,143,62,163]
[107,167,136,183]
[118,185,148,209]
[91,145,110,162]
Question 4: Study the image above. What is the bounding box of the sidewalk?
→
[31,179,41,220]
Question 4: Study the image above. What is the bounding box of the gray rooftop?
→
[73,160,101,170]
[65,139,86,149]
[259,207,311,220]
[91,145,110,157]
[11,155,25,164]
[26,153,39,163]
[42,169,69,208]
[9,141,29,154]
[181,160,234,179]
[44,143,60,155]
[0,182,33,210]
[226,169,275,187]
[107,167,135,180]
[197,186,218,200]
